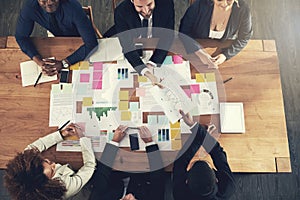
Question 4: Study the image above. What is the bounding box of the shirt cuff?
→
[145,141,156,147]
[147,60,157,67]
[190,122,198,129]
[108,140,119,147]
[141,67,152,76]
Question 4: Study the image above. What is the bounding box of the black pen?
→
[34,72,42,87]
[223,77,233,84]
[58,120,71,131]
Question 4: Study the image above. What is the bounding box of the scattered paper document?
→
[20,60,57,87]
[49,83,73,127]
[89,38,124,62]
[220,102,245,133]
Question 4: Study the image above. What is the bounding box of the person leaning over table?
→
[89,125,165,200]
[112,0,175,85]
[179,0,252,66]
[4,123,96,200]
[172,110,236,200]
[15,0,98,76]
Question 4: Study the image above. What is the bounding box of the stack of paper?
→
[220,102,245,133]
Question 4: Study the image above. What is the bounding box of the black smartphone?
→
[129,133,139,151]
[135,43,143,57]
[60,69,69,83]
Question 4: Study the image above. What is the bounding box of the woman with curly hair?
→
[4,123,96,200]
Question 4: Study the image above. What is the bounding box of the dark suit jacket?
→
[89,143,165,200]
[173,123,236,200]
[114,0,175,74]
[179,0,252,60]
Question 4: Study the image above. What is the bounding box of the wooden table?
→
[0,36,290,172]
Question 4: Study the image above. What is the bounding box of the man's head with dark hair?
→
[4,149,66,200]
[187,160,217,199]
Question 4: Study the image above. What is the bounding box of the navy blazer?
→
[114,0,175,74]
[179,0,252,60]
[173,123,236,200]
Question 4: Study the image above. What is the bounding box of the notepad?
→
[220,103,245,133]
[20,60,57,87]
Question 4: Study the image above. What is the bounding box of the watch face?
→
[62,60,69,68]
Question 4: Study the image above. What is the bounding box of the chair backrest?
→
[82,6,103,39]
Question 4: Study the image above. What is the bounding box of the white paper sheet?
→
[20,60,57,87]
[220,102,245,133]
[89,38,124,62]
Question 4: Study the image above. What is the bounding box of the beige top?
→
[25,131,96,199]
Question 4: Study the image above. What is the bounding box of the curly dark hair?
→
[4,149,67,200]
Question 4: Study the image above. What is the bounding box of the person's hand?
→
[121,193,136,200]
[41,58,63,76]
[112,125,128,143]
[212,53,226,66]
[179,109,194,127]
[61,123,85,138]
[32,55,46,67]
[195,49,218,69]
[144,71,164,88]
[139,126,153,143]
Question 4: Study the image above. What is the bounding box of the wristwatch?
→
[61,59,70,69]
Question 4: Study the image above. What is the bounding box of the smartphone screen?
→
[60,69,69,83]
[129,133,139,151]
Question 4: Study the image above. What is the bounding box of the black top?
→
[114,0,175,74]
[173,123,236,200]
[89,143,165,200]
[179,0,252,60]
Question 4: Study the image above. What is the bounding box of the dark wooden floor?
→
[0,0,300,199]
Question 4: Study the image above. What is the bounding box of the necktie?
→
[141,18,149,38]
[49,13,61,35]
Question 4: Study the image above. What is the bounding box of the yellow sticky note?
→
[79,61,89,70]
[121,111,131,121]
[196,73,205,82]
[172,140,182,150]
[82,97,93,106]
[206,73,216,82]
[138,76,148,82]
[64,135,79,140]
[171,129,181,139]
[119,101,129,110]
[170,121,180,129]
[119,91,129,101]
[70,62,80,70]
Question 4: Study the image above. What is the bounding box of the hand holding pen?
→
[60,122,85,138]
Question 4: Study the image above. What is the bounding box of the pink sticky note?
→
[190,84,200,93]
[173,55,183,64]
[183,89,191,98]
[92,81,102,89]
[93,62,103,71]
[93,72,102,81]
[80,74,90,83]
[136,88,145,97]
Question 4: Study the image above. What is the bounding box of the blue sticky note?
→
[129,102,139,112]
[76,84,88,95]
[148,115,157,125]
[163,55,173,65]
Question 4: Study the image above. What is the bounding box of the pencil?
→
[223,77,233,84]
[34,72,42,87]
[58,120,71,131]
